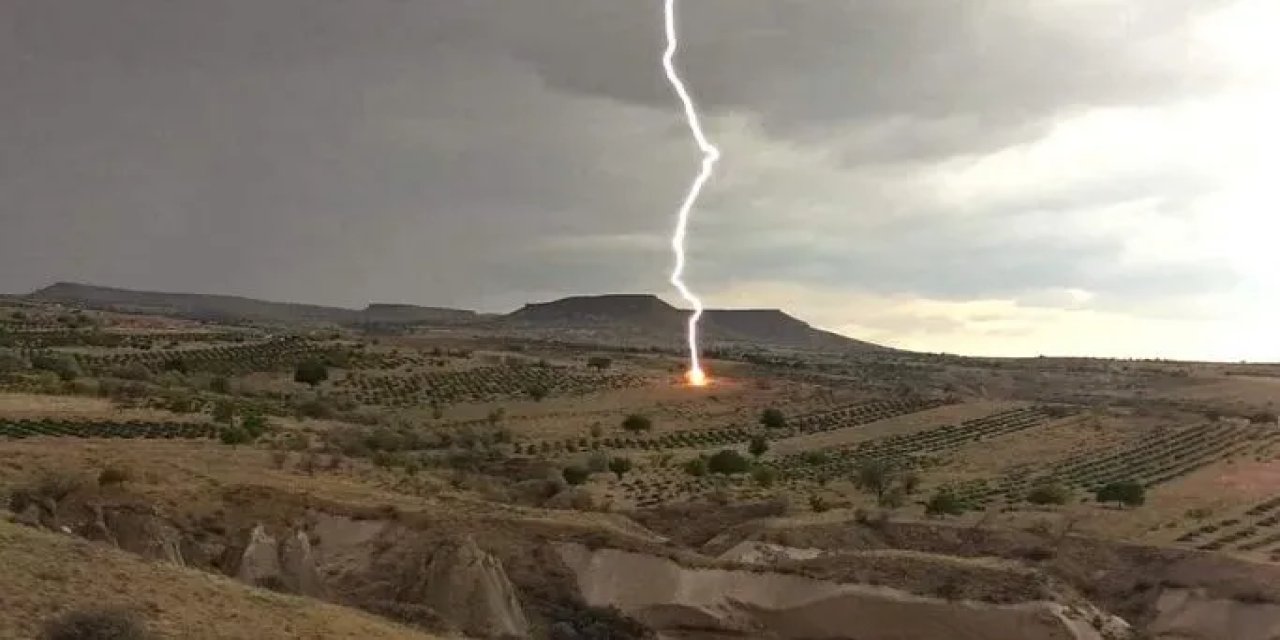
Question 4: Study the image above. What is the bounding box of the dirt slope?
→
[0,519,448,640]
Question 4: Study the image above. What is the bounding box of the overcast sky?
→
[2,1,1277,360]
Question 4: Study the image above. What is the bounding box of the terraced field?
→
[63,336,324,375]
[0,419,218,440]
[333,364,643,406]
[1175,496,1280,560]
[953,419,1276,508]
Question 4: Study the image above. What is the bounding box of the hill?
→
[26,282,478,327]
[498,294,887,352]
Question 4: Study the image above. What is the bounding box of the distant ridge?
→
[23,283,886,351]
[26,282,478,326]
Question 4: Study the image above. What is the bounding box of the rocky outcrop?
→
[416,538,530,639]
[558,543,1121,640]
[280,530,324,597]
[99,507,185,565]
[236,524,283,589]
[1148,588,1280,640]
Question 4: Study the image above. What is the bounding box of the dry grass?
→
[0,392,203,422]
[0,519,446,639]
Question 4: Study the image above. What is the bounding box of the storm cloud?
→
[2,0,1275,359]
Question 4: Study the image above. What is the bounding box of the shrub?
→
[562,465,590,486]
[1026,481,1072,506]
[1248,411,1278,425]
[160,357,189,374]
[1096,480,1146,508]
[608,457,633,480]
[707,449,751,475]
[0,348,29,373]
[621,414,652,433]
[752,466,778,488]
[293,359,329,387]
[759,407,787,430]
[748,435,769,459]
[31,353,81,381]
[97,467,132,488]
[587,356,613,370]
[110,362,153,382]
[808,495,830,513]
[219,426,251,447]
[925,489,965,517]
[208,376,232,394]
[526,385,549,401]
[211,401,235,425]
[40,607,150,640]
[852,459,915,507]
[586,452,609,473]
[269,450,289,470]
[295,398,334,420]
[241,413,268,439]
[683,457,708,477]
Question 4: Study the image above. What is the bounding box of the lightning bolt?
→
[662,0,720,387]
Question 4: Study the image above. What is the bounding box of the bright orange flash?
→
[662,0,720,387]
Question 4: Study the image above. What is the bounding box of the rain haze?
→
[2,0,1277,361]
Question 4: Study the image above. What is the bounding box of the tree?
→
[161,357,189,374]
[608,457,633,480]
[752,465,777,488]
[925,489,966,517]
[526,385,549,401]
[219,426,251,447]
[759,407,787,430]
[293,359,329,387]
[707,449,751,475]
[852,459,897,506]
[1095,480,1145,508]
[748,435,769,459]
[621,413,652,433]
[587,356,613,370]
[562,465,590,486]
[31,353,81,382]
[1026,480,1072,506]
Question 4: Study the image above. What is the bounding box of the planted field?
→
[65,336,323,375]
[1175,496,1280,560]
[529,398,953,456]
[953,420,1275,508]
[0,419,217,440]
[0,329,252,350]
[332,364,642,406]
[773,406,1065,484]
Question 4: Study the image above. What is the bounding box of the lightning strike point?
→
[662,0,720,389]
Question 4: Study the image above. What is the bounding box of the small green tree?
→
[748,435,769,459]
[707,449,751,475]
[1026,480,1072,506]
[293,359,329,387]
[219,426,251,447]
[1096,480,1145,508]
[852,459,897,506]
[608,457,633,480]
[242,413,268,439]
[925,489,966,517]
[562,465,590,486]
[759,407,787,430]
[752,465,777,488]
[621,413,652,433]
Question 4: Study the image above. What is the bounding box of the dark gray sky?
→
[3,0,1277,359]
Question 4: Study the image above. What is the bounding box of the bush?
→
[562,465,590,486]
[31,353,81,381]
[586,356,613,370]
[925,489,965,517]
[208,376,232,394]
[97,467,131,487]
[683,457,708,477]
[1096,480,1146,508]
[586,452,609,473]
[752,466,777,488]
[608,457,633,480]
[1026,481,1072,506]
[293,359,329,387]
[211,401,235,425]
[241,414,268,439]
[1248,411,1278,425]
[808,494,830,513]
[707,449,751,475]
[748,435,769,459]
[526,385,549,401]
[160,357,188,374]
[109,362,153,382]
[621,414,652,433]
[219,426,251,447]
[0,348,30,373]
[270,450,289,469]
[295,398,335,420]
[40,607,150,640]
[759,407,787,430]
